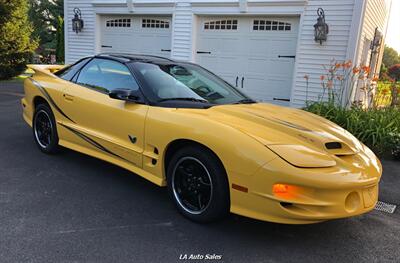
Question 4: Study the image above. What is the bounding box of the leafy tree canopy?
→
[29,0,63,49]
[0,0,38,79]
[382,46,400,68]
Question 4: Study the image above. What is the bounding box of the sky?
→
[386,0,400,53]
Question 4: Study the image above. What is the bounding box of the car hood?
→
[202,103,377,168]
[207,103,359,149]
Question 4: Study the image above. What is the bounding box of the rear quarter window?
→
[55,58,91,81]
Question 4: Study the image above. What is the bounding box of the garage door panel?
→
[196,16,299,106]
[270,39,297,54]
[198,55,242,83]
[246,59,271,74]
[245,77,291,101]
[100,16,172,57]
[198,37,242,55]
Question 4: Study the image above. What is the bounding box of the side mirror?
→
[109,89,142,103]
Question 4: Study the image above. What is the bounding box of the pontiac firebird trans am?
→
[21,53,382,224]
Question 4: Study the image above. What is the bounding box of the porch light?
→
[72,8,84,34]
[314,8,329,45]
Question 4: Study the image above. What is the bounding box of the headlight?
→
[267,144,336,168]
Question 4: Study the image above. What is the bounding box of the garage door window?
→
[253,20,291,31]
[106,19,131,28]
[142,19,170,28]
[204,20,238,30]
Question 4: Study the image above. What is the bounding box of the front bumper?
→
[229,154,381,224]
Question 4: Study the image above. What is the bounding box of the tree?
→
[387,64,400,106]
[388,64,400,82]
[0,0,38,80]
[28,0,63,52]
[382,46,400,68]
[55,16,64,63]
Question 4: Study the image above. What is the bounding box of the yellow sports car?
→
[21,54,382,224]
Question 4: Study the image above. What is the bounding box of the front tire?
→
[32,104,59,154]
[167,146,230,223]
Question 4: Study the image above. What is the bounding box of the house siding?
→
[171,2,194,61]
[356,0,390,69]
[65,1,96,63]
[290,0,355,107]
[64,0,391,108]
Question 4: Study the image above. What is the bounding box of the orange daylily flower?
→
[353,67,360,74]
[335,63,341,69]
[320,75,325,81]
[362,65,371,74]
[342,60,352,69]
[372,76,379,81]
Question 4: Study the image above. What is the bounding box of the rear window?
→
[55,58,91,81]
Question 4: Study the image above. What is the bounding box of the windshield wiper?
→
[158,97,209,103]
[233,98,256,104]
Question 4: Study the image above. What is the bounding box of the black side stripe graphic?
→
[30,78,75,123]
[59,123,131,163]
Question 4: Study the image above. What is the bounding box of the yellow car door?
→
[59,58,148,168]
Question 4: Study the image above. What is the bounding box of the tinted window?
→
[77,58,139,93]
[134,62,249,104]
[56,58,91,81]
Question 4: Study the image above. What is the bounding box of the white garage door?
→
[196,16,299,105]
[100,16,172,57]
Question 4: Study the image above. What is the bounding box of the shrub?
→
[0,0,38,80]
[304,102,400,159]
[388,64,400,82]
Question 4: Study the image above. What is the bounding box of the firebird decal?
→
[30,78,75,123]
[59,123,132,164]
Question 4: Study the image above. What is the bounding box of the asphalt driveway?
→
[1,82,399,263]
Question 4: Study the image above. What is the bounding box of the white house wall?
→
[64,0,390,108]
[290,0,356,107]
[65,1,96,63]
[355,0,391,69]
[171,2,194,61]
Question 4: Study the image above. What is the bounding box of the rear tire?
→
[167,146,230,223]
[32,104,60,154]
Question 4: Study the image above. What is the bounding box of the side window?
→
[56,58,91,81]
[76,58,139,93]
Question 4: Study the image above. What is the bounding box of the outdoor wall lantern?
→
[72,8,84,34]
[314,8,329,45]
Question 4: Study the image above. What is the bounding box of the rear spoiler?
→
[27,64,66,77]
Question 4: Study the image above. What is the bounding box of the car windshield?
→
[133,62,252,105]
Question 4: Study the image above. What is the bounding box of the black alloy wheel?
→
[167,146,230,223]
[172,157,213,214]
[33,104,59,153]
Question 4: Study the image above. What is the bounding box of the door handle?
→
[235,76,239,87]
[161,49,171,52]
[196,51,211,54]
[63,94,74,102]
[241,77,244,89]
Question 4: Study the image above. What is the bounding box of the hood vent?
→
[325,142,342,150]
